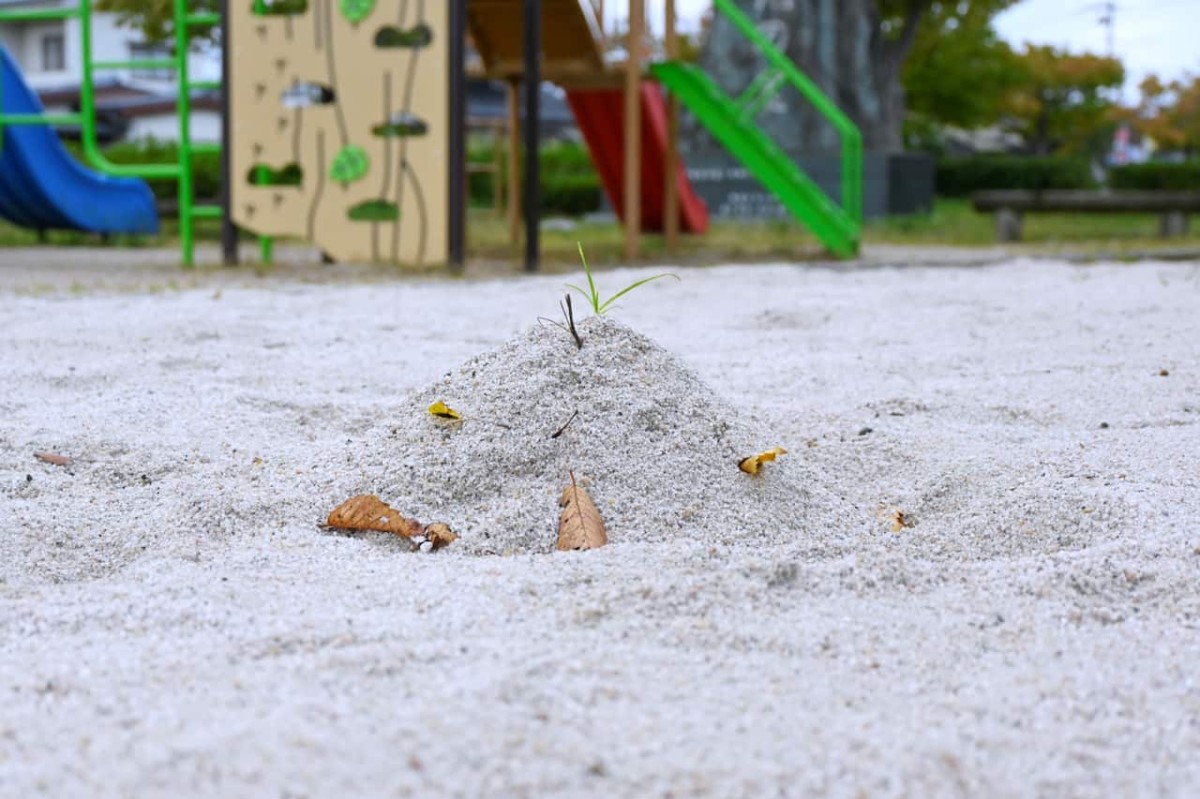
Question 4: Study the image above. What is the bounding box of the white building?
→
[0,0,221,143]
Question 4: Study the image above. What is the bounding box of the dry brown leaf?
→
[889,509,910,532]
[557,471,607,551]
[34,451,71,467]
[326,494,423,538]
[326,494,457,552]
[738,446,787,475]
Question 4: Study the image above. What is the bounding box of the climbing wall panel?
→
[230,0,448,265]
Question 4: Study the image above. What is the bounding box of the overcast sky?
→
[606,0,1199,89]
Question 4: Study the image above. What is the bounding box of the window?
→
[128,42,174,81]
[41,33,65,72]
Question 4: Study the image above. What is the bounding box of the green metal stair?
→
[651,0,862,259]
[652,61,859,258]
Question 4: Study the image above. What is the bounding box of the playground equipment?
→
[227,1,450,265]
[0,47,157,235]
[0,0,864,266]
[471,0,863,261]
[0,0,219,262]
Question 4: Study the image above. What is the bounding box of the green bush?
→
[538,140,596,175]
[1109,162,1200,191]
[105,139,222,201]
[936,155,1095,197]
[64,138,222,202]
[76,136,603,216]
[468,139,602,217]
[542,173,603,217]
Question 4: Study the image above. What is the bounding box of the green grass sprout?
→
[566,243,679,315]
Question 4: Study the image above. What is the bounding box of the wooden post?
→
[447,0,467,270]
[492,122,503,218]
[506,78,522,248]
[523,0,541,272]
[623,0,644,261]
[663,0,679,252]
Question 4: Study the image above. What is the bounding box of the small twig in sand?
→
[539,294,585,350]
[550,409,580,439]
[561,295,583,349]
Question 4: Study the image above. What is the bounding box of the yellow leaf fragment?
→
[326,494,424,538]
[889,509,910,532]
[738,446,788,475]
[427,400,462,421]
[557,471,607,551]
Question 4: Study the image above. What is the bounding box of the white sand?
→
[2,257,1198,797]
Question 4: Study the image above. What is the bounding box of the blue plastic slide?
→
[0,46,157,234]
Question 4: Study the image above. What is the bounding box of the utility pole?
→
[1090,1,1116,57]
[1084,1,1120,102]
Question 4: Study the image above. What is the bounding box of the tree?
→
[94,0,218,47]
[693,0,1020,153]
[1004,45,1124,155]
[1126,74,1200,158]
[902,1,1026,132]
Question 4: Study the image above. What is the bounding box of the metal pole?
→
[219,0,238,265]
[523,0,541,272]
[447,0,467,270]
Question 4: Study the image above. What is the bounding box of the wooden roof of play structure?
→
[467,0,624,87]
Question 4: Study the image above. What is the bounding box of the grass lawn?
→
[3,200,1199,267]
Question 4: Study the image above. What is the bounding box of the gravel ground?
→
[2,254,1198,797]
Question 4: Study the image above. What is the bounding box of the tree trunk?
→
[690,0,921,154]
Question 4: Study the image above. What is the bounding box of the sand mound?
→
[372,316,865,555]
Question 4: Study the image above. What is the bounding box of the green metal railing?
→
[713,0,863,226]
[0,0,230,265]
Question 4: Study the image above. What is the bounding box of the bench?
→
[971,190,1200,242]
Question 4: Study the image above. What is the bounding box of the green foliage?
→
[538,140,597,174]
[1109,162,1200,191]
[567,243,679,315]
[902,0,1026,131]
[1006,45,1125,156]
[468,139,603,218]
[329,145,369,185]
[1124,74,1200,157]
[95,0,217,45]
[72,137,222,200]
[935,156,1096,197]
[541,175,603,217]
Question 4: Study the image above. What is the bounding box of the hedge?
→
[62,138,222,202]
[71,136,604,217]
[936,155,1096,197]
[469,139,603,217]
[1109,162,1200,191]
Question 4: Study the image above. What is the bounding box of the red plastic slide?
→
[565,83,709,234]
